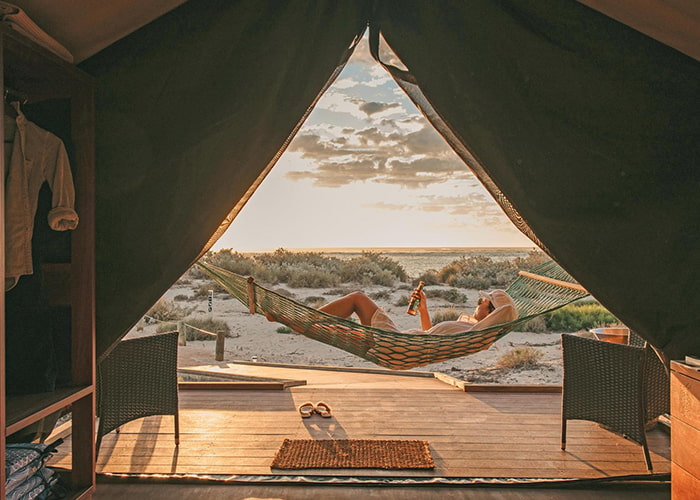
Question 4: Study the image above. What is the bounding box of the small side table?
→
[670,361,700,498]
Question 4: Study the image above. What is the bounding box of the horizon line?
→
[218,245,539,253]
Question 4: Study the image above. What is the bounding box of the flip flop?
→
[314,401,332,418]
[298,402,315,418]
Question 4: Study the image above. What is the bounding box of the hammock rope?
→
[196,260,589,370]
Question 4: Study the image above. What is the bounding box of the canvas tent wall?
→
[11,0,698,361]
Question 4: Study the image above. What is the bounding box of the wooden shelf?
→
[1,21,95,500]
[6,386,92,435]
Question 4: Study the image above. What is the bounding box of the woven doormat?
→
[271,439,434,469]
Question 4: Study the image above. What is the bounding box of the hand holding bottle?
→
[406,281,425,315]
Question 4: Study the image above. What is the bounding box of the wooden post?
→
[215,330,225,361]
[517,271,587,293]
[246,276,256,314]
[178,321,186,346]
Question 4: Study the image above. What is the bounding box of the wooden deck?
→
[53,362,670,482]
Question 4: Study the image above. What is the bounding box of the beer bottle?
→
[406,281,425,315]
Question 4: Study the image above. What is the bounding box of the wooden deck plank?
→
[52,364,670,480]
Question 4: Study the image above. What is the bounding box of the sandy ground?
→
[125,279,567,385]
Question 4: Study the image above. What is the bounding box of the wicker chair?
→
[96,331,180,455]
[560,333,669,471]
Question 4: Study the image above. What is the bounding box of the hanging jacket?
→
[4,102,78,290]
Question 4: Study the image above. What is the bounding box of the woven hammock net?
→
[197,260,588,370]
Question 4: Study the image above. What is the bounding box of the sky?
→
[212,34,534,252]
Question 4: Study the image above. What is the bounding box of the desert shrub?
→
[146,298,194,322]
[372,269,399,287]
[438,255,512,288]
[436,250,549,289]
[192,248,548,291]
[286,267,339,288]
[338,252,407,286]
[187,316,231,337]
[369,290,392,301]
[276,326,293,334]
[173,294,189,302]
[496,346,544,369]
[303,296,326,308]
[355,251,408,281]
[414,270,440,286]
[432,307,461,324]
[192,280,225,297]
[155,322,177,333]
[256,248,339,269]
[394,295,410,307]
[544,302,618,332]
[194,248,410,289]
[428,288,468,304]
[325,287,352,296]
[205,248,264,276]
[512,249,549,271]
[520,315,548,333]
[264,287,289,298]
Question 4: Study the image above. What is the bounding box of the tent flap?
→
[82,0,369,359]
[374,0,700,359]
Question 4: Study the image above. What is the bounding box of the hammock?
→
[196,260,589,370]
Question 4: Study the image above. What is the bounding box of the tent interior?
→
[26,0,695,363]
[1,0,699,490]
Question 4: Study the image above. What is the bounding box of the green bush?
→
[544,302,618,332]
[276,326,293,334]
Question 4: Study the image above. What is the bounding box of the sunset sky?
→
[212,34,533,252]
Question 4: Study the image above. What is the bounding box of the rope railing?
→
[139,315,227,362]
[177,321,228,361]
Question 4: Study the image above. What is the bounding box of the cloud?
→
[363,193,506,223]
[282,30,478,191]
[287,158,386,187]
[359,101,401,117]
[286,120,474,189]
[333,77,358,90]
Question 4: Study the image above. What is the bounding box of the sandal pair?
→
[298,401,332,418]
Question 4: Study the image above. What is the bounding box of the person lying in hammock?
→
[268,287,518,335]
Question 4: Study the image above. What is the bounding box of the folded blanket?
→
[0,2,73,62]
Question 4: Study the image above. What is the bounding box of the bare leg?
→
[318,291,379,326]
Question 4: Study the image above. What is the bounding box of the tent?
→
[12,0,700,361]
